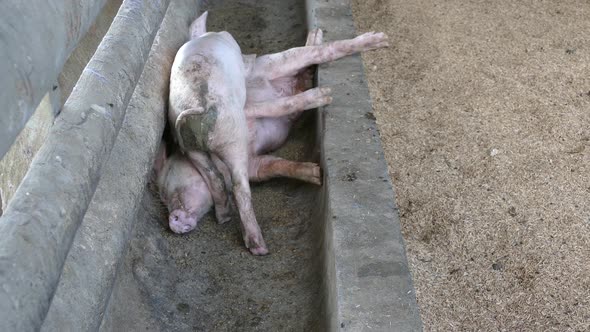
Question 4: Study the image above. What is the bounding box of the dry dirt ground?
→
[352,0,590,331]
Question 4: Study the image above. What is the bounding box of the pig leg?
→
[294,28,324,87]
[249,155,321,185]
[212,152,321,185]
[248,28,327,118]
[251,31,388,80]
[186,151,232,224]
[210,154,233,189]
[217,148,268,255]
[297,28,323,80]
[244,87,332,118]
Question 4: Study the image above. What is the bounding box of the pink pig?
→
[163,11,388,255]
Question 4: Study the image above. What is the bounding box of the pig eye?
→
[173,215,179,221]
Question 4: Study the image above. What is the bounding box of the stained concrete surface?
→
[0,0,109,158]
[101,1,325,331]
[58,0,123,106]
[0,93,57,213]
[0,0,122,216]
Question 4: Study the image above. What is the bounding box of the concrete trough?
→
[100,0,422,331]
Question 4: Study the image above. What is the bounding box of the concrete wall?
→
[0,0,123,214]
[0,93,57,213]
[58,0,124,106]
[306,0,423,330]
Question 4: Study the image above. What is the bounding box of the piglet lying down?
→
[159,11,388,255]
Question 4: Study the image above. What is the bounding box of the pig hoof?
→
[304,87,333,109]
[305,86,331,97]
[249,246,269,256]
[357,31,389,51]
[245,234,268,256]
[308,164,322,186]
[312,164,322,186]
[217,216,232,224]
[320,87,332,95]
[298,162,322,185]
[215,210,232,224]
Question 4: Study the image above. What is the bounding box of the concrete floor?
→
[353,0,590,330]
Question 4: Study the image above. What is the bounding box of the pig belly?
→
[253,117,292,155]
[246,76,299,104]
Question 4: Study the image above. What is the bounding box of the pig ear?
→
[190,11,208,39]
[154,141,167,176]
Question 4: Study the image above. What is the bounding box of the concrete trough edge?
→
[0,0,171,330]
[0,0,108,159]
[41,0,199,330]
[306,0,424,330]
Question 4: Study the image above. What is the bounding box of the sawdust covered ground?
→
[351,1,590,330]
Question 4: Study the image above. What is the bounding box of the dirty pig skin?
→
[165,11,389,255]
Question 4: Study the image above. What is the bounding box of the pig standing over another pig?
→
[169,12,268,255]
[166,11,389,255]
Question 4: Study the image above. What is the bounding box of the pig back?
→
[169,32,247,152]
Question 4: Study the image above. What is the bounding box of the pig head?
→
[154,142,214,234]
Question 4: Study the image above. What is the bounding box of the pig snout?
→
[169,209,197,234]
